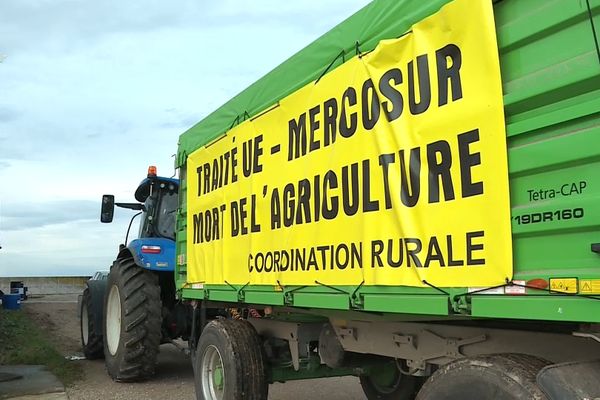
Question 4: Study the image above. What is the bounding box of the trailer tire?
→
[80,287,104,359]
[194,319,267,400]
[360,362,422,400]
[415,354,550,400]
[103,257,162,382]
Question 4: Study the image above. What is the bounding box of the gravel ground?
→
[22,294,365,400]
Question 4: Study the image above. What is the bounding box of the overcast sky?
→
[0,0,370,277]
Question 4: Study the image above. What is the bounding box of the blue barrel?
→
[2,294,21,310]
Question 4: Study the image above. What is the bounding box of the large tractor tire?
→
[103,257,162,382]
[194,319,268,400]
[80,286,104,359]
[415,354,550,400]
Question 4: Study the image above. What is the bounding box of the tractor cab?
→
[100,166,179,272]
[133,166,179,240]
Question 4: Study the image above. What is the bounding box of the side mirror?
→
[101,195,115,223]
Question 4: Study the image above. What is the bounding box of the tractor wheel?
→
[80,286,104,359]
[103,257,162,382]
[360,360,422,400]
[415,354,550,400]
[194,319,268,400]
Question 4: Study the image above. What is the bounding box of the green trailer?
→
[175,0,600,398]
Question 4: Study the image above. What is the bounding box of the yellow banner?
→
[186,0,511,287]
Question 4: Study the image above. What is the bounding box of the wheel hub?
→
[81,302,89,345]
[201,344,225,400]
[106,285,122,356]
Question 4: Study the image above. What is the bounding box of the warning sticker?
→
[579,279,600,295]
[549,278,578,294]
[505,280,526,295]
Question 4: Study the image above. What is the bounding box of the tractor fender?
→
[118,239,175,272]
[117,245,142,267]
[86,279,107,338]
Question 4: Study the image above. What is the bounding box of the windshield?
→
[156,190,177,239]
[138,180,178,240]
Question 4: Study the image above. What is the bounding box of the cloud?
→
[0,2,306,56]
[1,200,99,231]
[157,108,203,130]
[0,107,20,123]
[0,218,129,276]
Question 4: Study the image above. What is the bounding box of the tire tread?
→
[103,257,162,382]
[194,319,268,400]
[81,287,104,359]
[416,353,550,400]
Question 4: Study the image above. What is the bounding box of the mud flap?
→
[537,360,600,400]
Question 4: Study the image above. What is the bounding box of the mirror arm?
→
[115,202,145,211]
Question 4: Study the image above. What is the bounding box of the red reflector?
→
[526,278,548,290]
[141,245,161,254]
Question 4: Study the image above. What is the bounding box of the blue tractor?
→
[80,166,190,381]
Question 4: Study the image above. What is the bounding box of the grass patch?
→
[0,309,83,386]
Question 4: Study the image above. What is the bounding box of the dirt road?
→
[22,294,364,400]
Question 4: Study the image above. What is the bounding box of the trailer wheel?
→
[415,354,550,400]
[103,257,162,382]
[194,319,267,400]
[80,287,104,359]
[360,361,422,400]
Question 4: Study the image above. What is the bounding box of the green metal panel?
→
[500,0,600,295]
[292,293,350,310]
[244,290,285,306]
[176,0,600,323]
[175,172,188,292]
[205,289,238,303]
[181,288,203,299]
[362,294,449,315]
[471,296,600,323]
